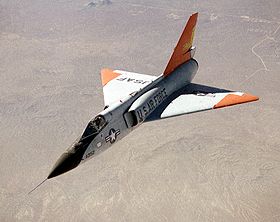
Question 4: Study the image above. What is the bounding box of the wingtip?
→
[101,68,121,86]
[214,93,259,109]
[247,93,259,101]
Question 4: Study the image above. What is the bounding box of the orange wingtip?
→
[101,68,121,86]
[214,93,259,109]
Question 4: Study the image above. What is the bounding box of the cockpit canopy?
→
[81,115,107,139]
[66,115,107,153]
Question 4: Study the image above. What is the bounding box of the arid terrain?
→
[1,0,280,221]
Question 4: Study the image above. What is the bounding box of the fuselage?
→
[47,59,198,179]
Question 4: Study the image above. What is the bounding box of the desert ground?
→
[1,0,280,221]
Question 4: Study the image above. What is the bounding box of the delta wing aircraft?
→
[30,13,259,191]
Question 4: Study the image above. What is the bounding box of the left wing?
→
[101,69,157,107]
[146,83,259,121]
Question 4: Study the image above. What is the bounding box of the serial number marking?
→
[85,150,95,159]
[192,91,216,97]
[116,77,150,85]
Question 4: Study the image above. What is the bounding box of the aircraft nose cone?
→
[48,129,97,179]
[47,139,90,179]
[47,152,81,179]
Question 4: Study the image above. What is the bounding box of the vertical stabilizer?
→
[163,13,198,76]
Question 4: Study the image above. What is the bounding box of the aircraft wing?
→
[146,83,259,121]
[101,69,157,107]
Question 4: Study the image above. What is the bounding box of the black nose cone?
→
[47,152,81,179]
[48,129,98,179]
[48,141,90,179]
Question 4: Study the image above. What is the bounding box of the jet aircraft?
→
[31,13,259,191]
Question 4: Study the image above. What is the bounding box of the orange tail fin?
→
[163,13,198,76]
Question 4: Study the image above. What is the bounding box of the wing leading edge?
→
[146,83,259,121]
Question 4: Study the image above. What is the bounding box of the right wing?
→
[146,83,259,121]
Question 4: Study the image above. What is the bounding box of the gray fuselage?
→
[47,59,198,179]
[82,59,198,163]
